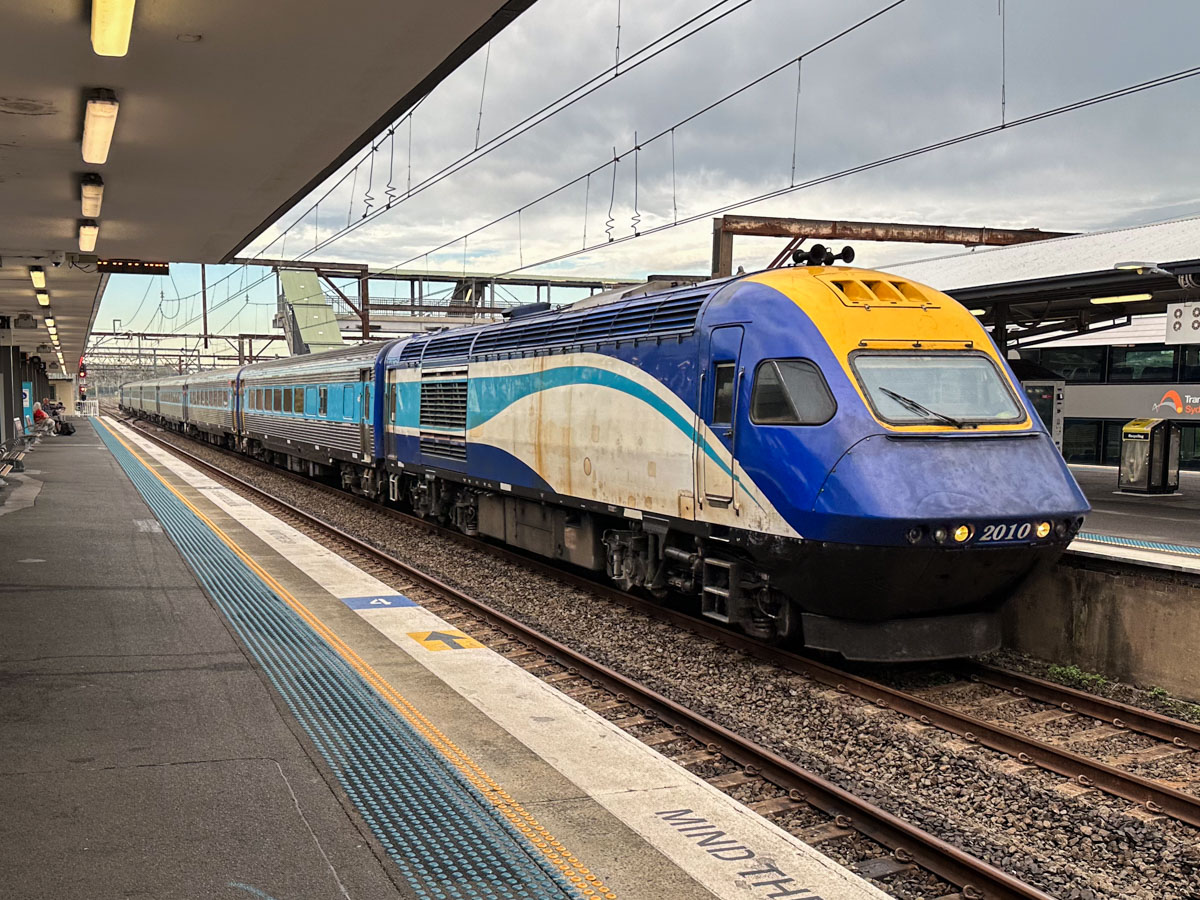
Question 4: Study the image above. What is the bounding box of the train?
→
[121,261,1090,662]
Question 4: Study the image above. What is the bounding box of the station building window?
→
[1062,419,1102,463]
[1181,347,1200,382]
[1108,345,1176,382]
[1034,347,1106,383]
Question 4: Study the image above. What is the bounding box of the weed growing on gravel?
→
[1046,664,1108,691]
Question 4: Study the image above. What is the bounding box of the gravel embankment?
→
[130,423,1200,900]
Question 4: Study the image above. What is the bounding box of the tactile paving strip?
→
[97,421,580,900]
[1076,531,1200,558]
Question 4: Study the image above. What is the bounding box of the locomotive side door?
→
[699,325,744,507]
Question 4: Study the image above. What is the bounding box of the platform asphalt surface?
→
[0,419,418,899]
[1070,465,1200,548]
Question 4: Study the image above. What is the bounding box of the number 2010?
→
[980,522,1031,542]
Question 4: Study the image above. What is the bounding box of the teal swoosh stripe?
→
[470,366,729,473]
[470,365,764,512]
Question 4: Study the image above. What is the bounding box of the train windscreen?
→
[853,353,1024,426]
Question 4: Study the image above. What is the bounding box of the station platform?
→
[1067,465,1200,574]
[0,417,885,900]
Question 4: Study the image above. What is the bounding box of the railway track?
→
[112,410,1200,832]
[108,410,1060,900]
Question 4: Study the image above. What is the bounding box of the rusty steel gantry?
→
[710,215,1075,278]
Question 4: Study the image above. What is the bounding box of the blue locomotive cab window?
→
[853,352,1024,426]
[751,360,835,425]
[713,363,736,424]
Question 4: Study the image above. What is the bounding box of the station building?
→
[887,215,1200,469]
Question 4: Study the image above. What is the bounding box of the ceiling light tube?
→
[82,90,119,164]
[92,0,137,57]
[29,266,46,289]
[36,291,50,307]
[79,220,100,252]
[969,308,987,316]
[45,317,56,328]
[1090,293,1153,305]
[81,174,105,217]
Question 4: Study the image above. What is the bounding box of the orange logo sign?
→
[1153,390,1184,414]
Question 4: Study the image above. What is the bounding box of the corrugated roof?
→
[881,216,1200,291]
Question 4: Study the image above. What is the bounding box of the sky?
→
[94,0,1200,352]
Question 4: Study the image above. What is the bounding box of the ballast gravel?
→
[135,426,1200,900]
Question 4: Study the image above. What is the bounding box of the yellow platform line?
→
[97,418,615,900]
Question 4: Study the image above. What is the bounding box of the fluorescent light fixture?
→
[969,308,987,316]
[45,317,56,328]
[29,266,46,289]
[1114,261,1154,271]
[48,327,57,337]
[81,174,105,217]
[82,91,119,164]
[91,0,136,57]
[79,220,100,252]
[1091,293,1153,305]
[36,291,50,306]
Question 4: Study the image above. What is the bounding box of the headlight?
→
[953,524,971,543]
[932,526,949,544]
[1036,521,1052,539]
[905,526,923,545]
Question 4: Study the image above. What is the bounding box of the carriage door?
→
[359,368,372,458]
[700,325,743,507]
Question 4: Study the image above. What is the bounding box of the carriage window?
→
[713,363,736,424]
[752,360,835,425]
[293,387,303,414]
[319,386,328,417]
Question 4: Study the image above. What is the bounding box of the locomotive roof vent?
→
[824,277,936,309]
[501,301,552,320]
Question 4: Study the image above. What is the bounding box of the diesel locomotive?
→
[122,262,1089,661]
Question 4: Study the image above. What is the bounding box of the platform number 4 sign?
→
[339,593,418,610]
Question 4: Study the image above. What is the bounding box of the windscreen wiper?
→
[879,386,967,428]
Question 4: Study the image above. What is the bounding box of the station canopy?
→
[0,1,532,374]
[884,216,1200,349]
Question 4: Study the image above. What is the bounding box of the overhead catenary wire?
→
[268,0,758,261]
[492,60,1200,277]
[365,0,912,276]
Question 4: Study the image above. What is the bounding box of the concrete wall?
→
[1004,556,1200,701]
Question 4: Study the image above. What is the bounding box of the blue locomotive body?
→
[122,265,1088,660]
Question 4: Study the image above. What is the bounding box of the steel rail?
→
[960,661,1200,751]
[109,412,1052,900]
[114,412,1200,830]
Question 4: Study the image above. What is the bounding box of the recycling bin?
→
[1118,418,1180,494]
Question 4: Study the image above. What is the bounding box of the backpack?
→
[57,421,76,436]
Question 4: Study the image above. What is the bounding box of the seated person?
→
[32,402,57,434]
